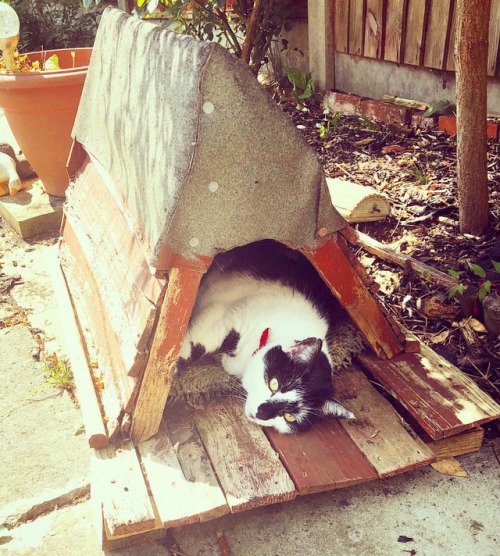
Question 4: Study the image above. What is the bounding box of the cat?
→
[177,240,355,433]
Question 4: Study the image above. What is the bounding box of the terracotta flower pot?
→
[0,48,92,197]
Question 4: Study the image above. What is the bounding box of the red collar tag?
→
[252,328,270,356]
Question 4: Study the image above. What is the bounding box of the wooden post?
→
[130,264,206,443]
[455,0,491,235]
[308,0,335,90]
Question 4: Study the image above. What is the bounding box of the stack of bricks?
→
[325,91,500,138]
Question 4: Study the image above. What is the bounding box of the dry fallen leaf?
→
[467,318,487,334]
[431,458,468,477]
[430,329,450,344]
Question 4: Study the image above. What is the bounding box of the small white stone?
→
[296,124,306,130]
[203,101,215,114]
[208,181,219,192]
[189,237,200,248]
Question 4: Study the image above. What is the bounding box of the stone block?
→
[0,178,63,238]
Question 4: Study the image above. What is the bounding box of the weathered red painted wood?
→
[266,419,378,494]
[358,343,500,440]
[60,226,136,436]
[302,236,403,360]
[63,156,166,378]
[192,397,296,513]
[131,264,207,443]
[334,368,435,477]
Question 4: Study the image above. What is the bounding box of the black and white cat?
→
[178,240,355,433]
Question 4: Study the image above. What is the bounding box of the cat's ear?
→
[321,399,355,420]
[287,337,322,362]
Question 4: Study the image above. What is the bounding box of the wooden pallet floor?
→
[91,361,496,550]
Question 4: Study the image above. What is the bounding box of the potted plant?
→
[0,1,98,197]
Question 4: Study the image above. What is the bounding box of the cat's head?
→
[242,337,354,434]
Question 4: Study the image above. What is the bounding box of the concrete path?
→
[0,112,499,556]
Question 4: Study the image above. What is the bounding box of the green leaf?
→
[448,269,460,279]
[422,99,456,117]
[493,260,500,273]
[298,83,313,99]
[478,280,491,301]
[287,67,307,91]
[468,262,486,278]
[448,285,459,299]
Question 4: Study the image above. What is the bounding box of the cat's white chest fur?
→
[184,273,331,378]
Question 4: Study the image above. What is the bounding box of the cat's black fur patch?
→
[263,345,335,432]
[210,240,346,330]
[218,329,240,357]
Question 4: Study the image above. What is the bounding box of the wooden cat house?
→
[57,8,500,549]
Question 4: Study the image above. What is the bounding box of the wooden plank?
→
[131,265,206,443]
[91,442,157,537]
[349,0,366,56]
[426,428,484,460]
[488,0,500,76]
[327,177,391,222]
[138,418,227,528]
[364,0,384,58]
[349,229,459,291]
[403,0,426,66]
[334,0,350,52]
[424,0,451,69]
[446,1,457,71]
[53,260,108,448]
[64,157,165,378]
[163,402,229,522]
[358,341,500,440]
[59,238,128,437]
[302,237,404,360]
[333,368,435,477]
[192,397,296,513]
[385,0,405,62]
[266,419,378,495]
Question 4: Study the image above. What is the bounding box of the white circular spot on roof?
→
[189,237,200,248]
[208,181,219,192]
[203,102,215,114]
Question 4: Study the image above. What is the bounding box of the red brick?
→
[360,99,409,126]
[438,115,457,135]
[486,121,499,139]
[325,91,362,115]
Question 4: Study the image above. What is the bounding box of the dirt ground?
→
[277,98,500,429]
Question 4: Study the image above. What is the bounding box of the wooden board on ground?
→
[358,342,500,440]
[163,402,229,522]
[326,177,390,223]
[266,419,378,494]
[138,419,226,528]
[192,397,296,513]
[92,442,157,537]
[333,368,435,477]
[426,428,484,461]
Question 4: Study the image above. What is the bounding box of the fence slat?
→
[384,0,405,62]
[424,0,451,69]
[334,0,350,52]
[488,0,500,76]
[364,0,384,58]
[349,0,366,56]
[404,0,427,66]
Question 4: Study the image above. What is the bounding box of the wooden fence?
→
[333,0,500,77]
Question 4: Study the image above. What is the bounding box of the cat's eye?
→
[284,412,296,423]
[269,377,279,392]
